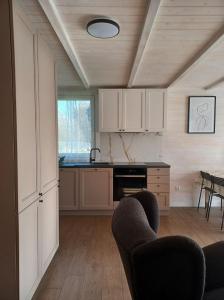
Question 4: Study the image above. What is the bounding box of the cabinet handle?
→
[39,192,43,196]
[39,199,43,203]
[145,129,149,132]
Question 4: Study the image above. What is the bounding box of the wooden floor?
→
[33,208,224,300]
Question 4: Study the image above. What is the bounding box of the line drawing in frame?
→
[187,96,216,134]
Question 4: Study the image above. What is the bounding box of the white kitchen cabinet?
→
[19,185,58,300]
[14,12,39,212]
[146,89,166,132]
[39,186,59,275]
[38,37,58,194]
[19,201,39,300]
[147,167,170,212]
[98,88,166,133]
[122,89,145,132]
[59,168,79,210]
[14,6,58,300]
[80,168,113,210]
[99,89,122,132]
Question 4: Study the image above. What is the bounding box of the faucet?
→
[89,147,101,163]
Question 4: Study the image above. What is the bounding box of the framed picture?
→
[187,96,216,134]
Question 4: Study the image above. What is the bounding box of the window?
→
[58,98,94,161]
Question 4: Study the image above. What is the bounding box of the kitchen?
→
[59,88,170,214]
[2,0,224,299]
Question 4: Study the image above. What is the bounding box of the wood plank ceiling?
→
[16,0,224,90]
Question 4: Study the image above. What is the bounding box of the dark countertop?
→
[59,162,170,168]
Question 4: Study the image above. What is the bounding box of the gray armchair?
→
[112,191,224,300]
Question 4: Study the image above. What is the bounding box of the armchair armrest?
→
[131,236,205,300]
[203,241,224,292]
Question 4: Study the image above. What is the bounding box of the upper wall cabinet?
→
[38,37,58,194]
[122,89,145,132]
[99,89,122,132]
[146,89,167,132]
[98,89,166,133]
[14,12,39,211]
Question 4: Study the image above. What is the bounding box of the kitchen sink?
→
[91,162,111,165]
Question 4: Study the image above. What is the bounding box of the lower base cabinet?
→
[80,168,113,210]
[147,168,170,211]
[19,185,59,300]
[153,192,169,210]
[59,168,113,211]
[59,168,79,210]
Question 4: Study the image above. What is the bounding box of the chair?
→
[112,191,224,300]
[206,176,224,228]
[197,171,214,211]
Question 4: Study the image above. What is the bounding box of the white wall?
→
[163,88,224,207]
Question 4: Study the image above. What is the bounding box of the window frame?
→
[57,96,95,161]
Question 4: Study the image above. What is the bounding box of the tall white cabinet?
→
[14,11,39,213]
[14,7,58,300]
[38,37,58,195]
[99,88,166,133]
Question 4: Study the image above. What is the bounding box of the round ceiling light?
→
[87,18,120,39]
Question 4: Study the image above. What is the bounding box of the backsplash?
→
[99,132,163,162]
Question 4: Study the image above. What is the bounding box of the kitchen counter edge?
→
[59,162,170,169]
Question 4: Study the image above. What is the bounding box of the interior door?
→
[122,89,145,132]
[99,89,122,132]
[14,12,39,212]
[38,37,58,194]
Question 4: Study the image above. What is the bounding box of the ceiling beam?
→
[127,0,161,88]
[37,0,89,88]
[204,77,224,90]
[168,26,224,88]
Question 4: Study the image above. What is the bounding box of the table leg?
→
[205,190,209,209]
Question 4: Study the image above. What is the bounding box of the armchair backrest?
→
[112,191,205,300]
[112,195,157,299]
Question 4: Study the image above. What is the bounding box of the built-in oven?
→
[113,167,147,201]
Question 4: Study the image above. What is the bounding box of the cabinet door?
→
[59,168,79,210]
[38,37,58,194]
[19,201,39,300]
[14,12,39,212]
[122,89,145,132]
[146,89,166,132]
[80,168,113,210]
[153,193,169,210]
[39,186,59,275]
[99,89,122,132]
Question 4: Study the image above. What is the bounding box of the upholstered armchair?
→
[112,191,224,300]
